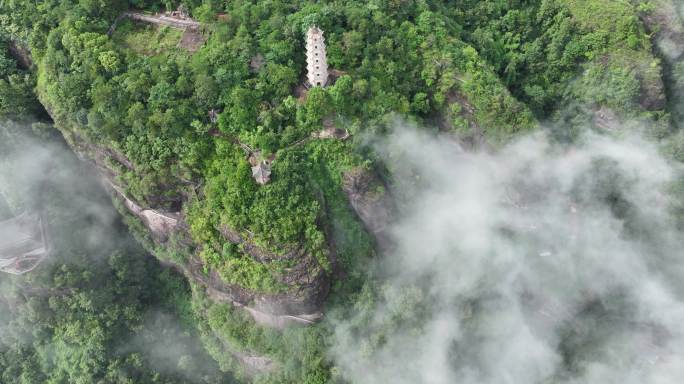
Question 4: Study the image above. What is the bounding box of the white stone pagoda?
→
[306,26,329,87]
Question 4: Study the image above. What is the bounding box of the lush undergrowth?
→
[112,20,184,56]
[451,0,662,117]
[2,0,683,383]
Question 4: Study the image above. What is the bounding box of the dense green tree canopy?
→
[1,0,683,382]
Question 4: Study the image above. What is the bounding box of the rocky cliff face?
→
[112,178,330,325]
[44,117,332,327]
[641,0,684,62]
[7,40,32,69]
[342,167,394,250]
[639,0,684,127]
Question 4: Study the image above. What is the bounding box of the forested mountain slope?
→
[1,0,684,382]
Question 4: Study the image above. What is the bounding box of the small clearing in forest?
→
[111,20,183,56]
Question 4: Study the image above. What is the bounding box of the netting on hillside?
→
[0,213,49,275]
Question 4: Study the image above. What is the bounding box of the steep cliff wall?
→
[40,110,331,325]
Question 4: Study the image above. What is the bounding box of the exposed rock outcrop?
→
[638,72,668,111]
[593,106,621,131]
[235,352,276,376]
[638,0,684,126]
[7,40,32,69]
[342,167,393,250]
[640,1,684,62]
[188,251,326,327]
[108,182,179,239]
[439,91,490,149]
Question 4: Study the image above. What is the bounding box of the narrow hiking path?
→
[116,11,200,31]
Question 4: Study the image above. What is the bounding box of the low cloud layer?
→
[0,124,122,257]
[0,124,227,383]
[331,125,684,383]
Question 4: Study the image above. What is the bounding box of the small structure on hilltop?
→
[312,127,350,140]
[252,161,272,185]
[0,213,49,275]
[208,109,219,124]
[312,117,350,140]
[250,53,265,73]
[167,5,190,20]
[305,26,329,88]
[250,153,274,185]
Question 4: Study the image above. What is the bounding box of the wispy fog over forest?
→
[2,0,684,383]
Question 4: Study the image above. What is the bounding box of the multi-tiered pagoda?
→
[306,26,329,87]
